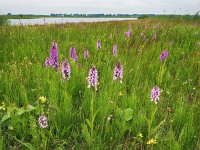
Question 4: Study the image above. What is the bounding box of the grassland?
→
[0,18,199,149]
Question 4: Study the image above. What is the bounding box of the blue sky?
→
[0,0,199,15]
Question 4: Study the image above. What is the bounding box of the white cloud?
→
[0,0,199,15]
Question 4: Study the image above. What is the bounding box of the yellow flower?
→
[39,96,46,104]
[0,102,6,111]
[147,139,157,145]
[138,133,143,138]
[119,91,123,96]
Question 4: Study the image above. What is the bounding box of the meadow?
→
[0,18,199,149]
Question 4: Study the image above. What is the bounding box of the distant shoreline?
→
[1,15,139,19]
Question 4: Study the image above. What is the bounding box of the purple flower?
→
[160,50,168,62]
[113,44,117,57]
[38,115,48,128]
[113,61,123,83]
[97,40,101,49]
[124,30,132,38]
[45,57,50,67]
[88,66,98,90]
[50,41,59,70]
[62,59,71,80]
[69,47,78,62]
[150,86,160,104]
[84,48,89,59]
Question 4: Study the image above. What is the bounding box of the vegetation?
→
[139,12,200,21]
[0,16,9,25]
[0,18,199,149]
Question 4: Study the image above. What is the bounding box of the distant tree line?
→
[50,13,157,18]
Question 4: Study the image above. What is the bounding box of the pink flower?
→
[160,50,168,62]
[88,66,98,90]
[113,61,123,83]
[62,59,71,80]
[50,41,59,70]
[113,44,117,57]
[69,47,78,62]
[38,115,48,128]
[150,86,160,104]
[97,40,101,49]
[84,48,89,59]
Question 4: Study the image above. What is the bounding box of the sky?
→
[0,0,199,15]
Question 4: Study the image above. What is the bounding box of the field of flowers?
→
[0,18,199,149]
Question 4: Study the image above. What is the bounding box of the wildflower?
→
[160,50,168,62]
[138,133,143,138]
[0,102,5,111]
[50,41,59,70]
[45,57,50,67]
[62,59,71,80]
[88,66,98,90]
[150,86,160,104]
[113,44,117,57]
[107,115,113,122]
[38,114,48,128]
[153,33,157,39]
[39,96,46,104]
[97,40,101,49]
[84,48,89,59]
[124,30,132,38]
[147,139,157,145]
[69,47,78,62]
[113,61,123,83]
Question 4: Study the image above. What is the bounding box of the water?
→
[9,17,138,25]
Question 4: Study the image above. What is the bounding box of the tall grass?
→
[0,18,199,149]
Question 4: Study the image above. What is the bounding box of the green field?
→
[0,18,199,149]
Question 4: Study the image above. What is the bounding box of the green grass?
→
[0,15,48,19]
[0,18,199,149]
[139,14,200,21]
[0,17,9,25]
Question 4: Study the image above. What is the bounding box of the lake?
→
[9,17,138,25]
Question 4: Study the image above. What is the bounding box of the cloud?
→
[0,0,199,14]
